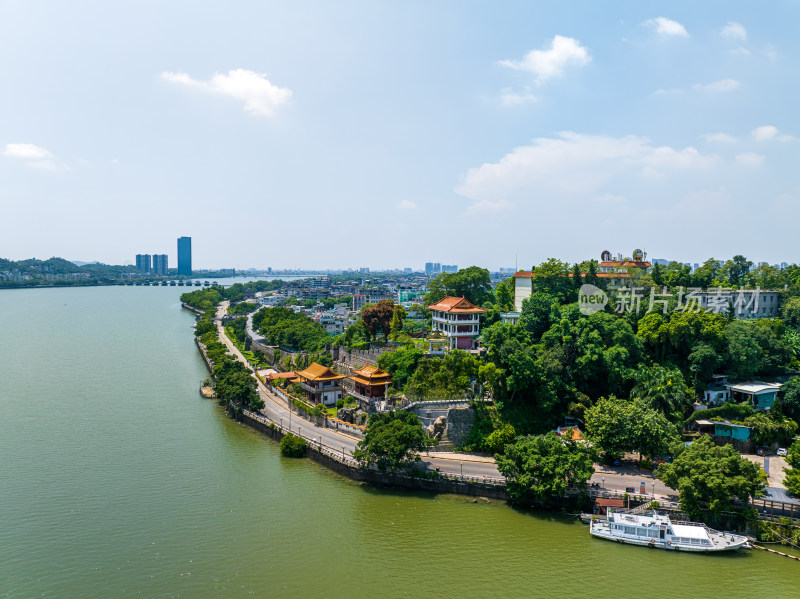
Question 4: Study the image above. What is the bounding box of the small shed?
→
[595,498,625,514]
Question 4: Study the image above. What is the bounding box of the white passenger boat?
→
[589,509,750,552]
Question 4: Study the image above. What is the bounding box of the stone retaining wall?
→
[235,409,508,500]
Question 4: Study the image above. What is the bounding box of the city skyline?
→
[2,2,799,269]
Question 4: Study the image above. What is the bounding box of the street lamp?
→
[602,476,605,489]
[460,462,463,478]
[342,445,346,462]
[652,481,655,499]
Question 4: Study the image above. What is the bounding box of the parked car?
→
[777,447,788,457]
[756,446,770,456]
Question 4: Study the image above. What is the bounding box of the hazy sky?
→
[2,1,798,270]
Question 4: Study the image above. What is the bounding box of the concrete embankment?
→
[235,407,510,500]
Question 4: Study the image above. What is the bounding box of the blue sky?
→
[1,1,798,270]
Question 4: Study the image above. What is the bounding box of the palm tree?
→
[632,365,690,420]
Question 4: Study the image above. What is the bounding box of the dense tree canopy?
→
[353,411,435,471]
[784,440,800,497]
[377,346,424,391]
[658,435,765,518]
[584,397,681,460]
[423,266,493,306]
[631,364,692,421]
[405,350,480,399]
[253,307,328,352]
[496,432,596,505]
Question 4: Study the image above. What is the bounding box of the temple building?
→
[348,365,392,400]
[427,296,486,350]
[292,363,346,406]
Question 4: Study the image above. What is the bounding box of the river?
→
[0,286,797,598]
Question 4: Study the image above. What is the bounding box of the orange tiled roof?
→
[294,362,346,382]
[512,271,535,278]
[267,371,297,380]
[351,364,391,380]
[599,261,651,268]
[427,296,486,313]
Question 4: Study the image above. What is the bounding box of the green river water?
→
[1,286,798,598]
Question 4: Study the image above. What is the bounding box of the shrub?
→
[486,423,516,455]
[280,433,307,457]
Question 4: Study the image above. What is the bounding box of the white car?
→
[777,448,787,457]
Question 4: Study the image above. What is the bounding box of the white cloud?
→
[25,159,64,171]
[3,143,53,159]
[735,152,766,168]
[455,132,720,209]
[499,35,591,84]
[752,125,778,141]
[720,22,747,41]
[499,88,537,106]
[751,125,795,142]
[763,45,777,60]
[730,46,751,57]
[654,88,683,96]
[161,69,292,117]
[642,17,690,38]
[692,79,740,92]
[396,200,417,210]
[703,132,738,143]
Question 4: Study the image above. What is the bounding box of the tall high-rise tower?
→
[177,237,192,276]
[152,254,168,276]
[135,254,151,273]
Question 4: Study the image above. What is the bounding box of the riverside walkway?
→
[213,302,505,482]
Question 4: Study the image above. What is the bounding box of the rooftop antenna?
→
[515,252,518,272]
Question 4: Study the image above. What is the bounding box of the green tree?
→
[584,397,680,461]
[783,439,800,497]
[494,280,514,312]
[353,411,435,471]
[531,258,573,303]
[405,350,480,398]
[389,304,406,340]
[780,378,800,422]
[423,266,493,306]
[377,346,424,391]
[485,423,516,455]
[518,292,559,342]
[651,262,665,286]
[658,435,765,518]
[743,413,798,447]
[725,319,790,380]
[727,255,753,287]
[279,433,307,457]
[782,297,800,329]
[214,361,262,410]
[631,364,692,420]
[496,432,596,505]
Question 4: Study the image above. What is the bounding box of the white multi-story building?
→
[427,296,486,350]
[694,288,780,318]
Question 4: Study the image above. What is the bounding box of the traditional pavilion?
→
[348,365,391,399]
[426,331,447,356]
[427,296,486,350]
[292,362,346,406]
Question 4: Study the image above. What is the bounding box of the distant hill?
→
[70,260,100,266]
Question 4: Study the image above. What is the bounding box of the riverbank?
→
[188,302,514,500]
